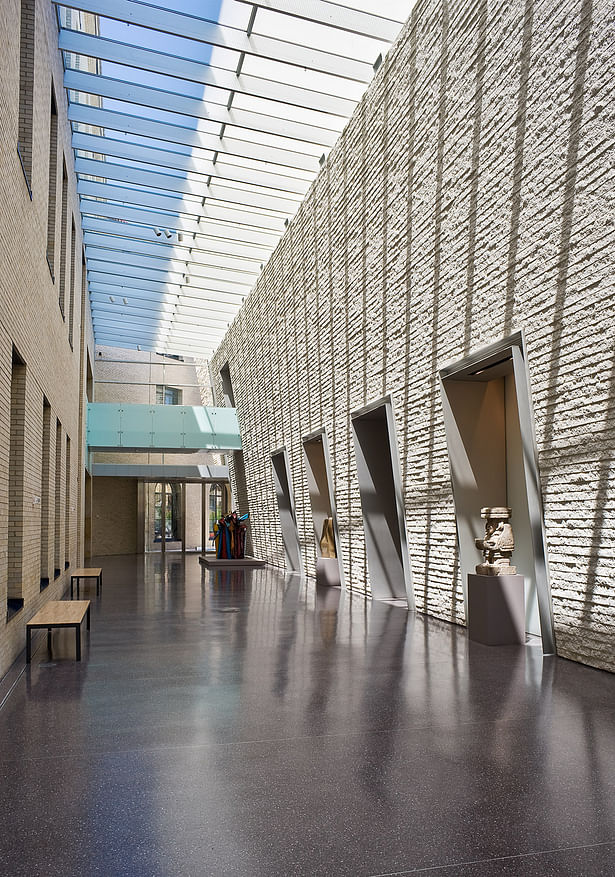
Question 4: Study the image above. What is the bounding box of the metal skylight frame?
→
[55,0,408,356]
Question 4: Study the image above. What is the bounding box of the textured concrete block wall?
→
[212,0,615,673]
[0,0,91,677]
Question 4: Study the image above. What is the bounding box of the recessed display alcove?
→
[303,429,344,588]
[351,396,414,607]
[271,447,303,575]
[439,331,555,654]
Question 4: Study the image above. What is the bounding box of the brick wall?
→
[212,0,615,673]
[17,0,35,184]
[0,0,92,677]
[7,355,26,600]
[92,477,138,556]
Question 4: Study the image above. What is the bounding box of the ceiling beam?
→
[88,275,246,299]
[235,0,404,41]
[75,160,301,215]
[93,301,233,328]
[84,247,259,282]
[90,299,239,325]
[87,267,252,297]
[79,196,284,236]
[72,132,310,196]
[68,104,320,173]
[92,316,226,344]
[59,29,357,117]
[92,324,225,347]
[94,335,218,356]
[81,215,277,251]
[65,70,340,147]
[53,0,375,81]
[89,285,243,315]
[83,233,265,272]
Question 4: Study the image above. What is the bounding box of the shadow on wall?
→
[516,2,597,628]
[230,451,253,556]
[463,0,489,354]
[581,350,615,626]
[503,0,535,335]
[423,0,450,617]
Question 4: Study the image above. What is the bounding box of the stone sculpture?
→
[319,516,336,558]
[474,506,516,575]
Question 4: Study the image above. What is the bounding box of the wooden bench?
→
[26,600,90,663]
[70,567,103,599]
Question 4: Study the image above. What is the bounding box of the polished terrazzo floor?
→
[0,554,614,876]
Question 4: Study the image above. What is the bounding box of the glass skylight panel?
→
[207,173,303,202]
[98,62,229,102]
[86,94,214,130]
[92,130,197,157]
[254,7,388,61]
[57,0,413,355]
[231,92,346,134]
[217,152,314,182]
[226,124,324,157]
[95,156,185,180]
[241,53,367,101]
[96,16,234,67]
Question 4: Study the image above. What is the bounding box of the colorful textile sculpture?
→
[213,511,250,559]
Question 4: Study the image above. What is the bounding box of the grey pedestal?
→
[467,573,525,645]
[199,555,267,569]
[316,557,341,587]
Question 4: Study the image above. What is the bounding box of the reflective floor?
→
[1,554,614,876]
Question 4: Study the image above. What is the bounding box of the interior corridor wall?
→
[0,0,93,677]
[211,0,614,673]
[91,477,138,556]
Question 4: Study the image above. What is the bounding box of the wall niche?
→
[440,331,555,654]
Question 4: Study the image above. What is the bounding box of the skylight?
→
[56,0,410,357]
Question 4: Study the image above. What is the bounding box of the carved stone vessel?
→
[474,506,516,575]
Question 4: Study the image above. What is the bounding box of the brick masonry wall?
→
[0,0,92,677]
[92,477,138,556]
[212,0,615,673]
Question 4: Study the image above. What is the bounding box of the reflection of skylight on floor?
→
[57,0,413,357]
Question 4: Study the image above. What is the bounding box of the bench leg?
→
[86,604,91,631]
[75,624,81,661]
[26,628,31,664]
[47,627,52,655]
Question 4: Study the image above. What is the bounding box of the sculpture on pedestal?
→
[213,511,250,559]
[474,507,516,575]
[319,517,336,558]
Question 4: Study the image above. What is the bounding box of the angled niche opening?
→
[303,429,344,588]
[351,396,413,607]
[219,362,235,408]
[440,331,555,655]
[271,448,303,575]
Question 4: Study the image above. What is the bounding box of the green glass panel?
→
[87,403,241,451]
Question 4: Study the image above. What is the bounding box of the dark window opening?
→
[156,385,182,405]
[46,88,58,277]
[18,0,35,195]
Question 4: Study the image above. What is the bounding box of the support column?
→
[161,482,166,553]
[136,482,145,554]
[201,482,207,554]
[180,483,186,553]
